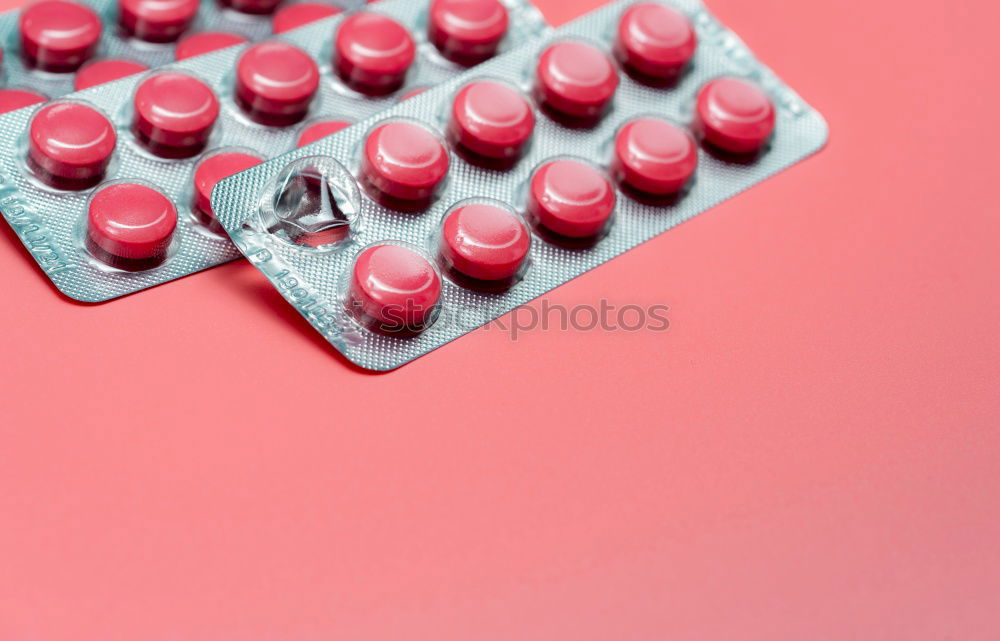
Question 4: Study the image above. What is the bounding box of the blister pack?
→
[0,0,547,301]
[211,0,829,371]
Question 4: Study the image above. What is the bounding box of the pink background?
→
[2,0,999,638]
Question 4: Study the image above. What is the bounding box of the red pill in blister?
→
[440,203,530,282]
[349,244,442,329]
[118,0,198,43]
[175,31,247,60]
[19,0,101,72]
[29,102,116,189]
[87,182,177,266]
[334,12,415,95]
[296,119,351,147]
[0,88,46,114]
[218,0,281,15]
[535,41,619,121]
[362,121,449,202]
[448,80,534,160]
[612,118,697,195]
[694,76,775,154]
[133,72,219,158]
[615,2,696,81]
[74,58,148,90]
[236,41,319,126]
[528,159,615,238]
[272,2,340,34]
[192,151,264,228]
[428,0,508,65]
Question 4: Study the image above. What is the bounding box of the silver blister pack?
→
[212,0,829,371]
[0,0,548,301]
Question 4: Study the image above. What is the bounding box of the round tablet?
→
[612,118,697,195]
[29,102,116,187]
[272,2,340,33]
[449,80,534,160]
[535,41,619,120]
[218,0,281,15]
[362,121,449,201]
[0,88,46,114]
[74,59,148,91]
[193,151,264,220]
[133,73,219,157]
[615,3,696,80]
[528,159,615,238]
[296,119,351,147]
[236,41,319,126]
[349,244,441,328]
[175,31,247,60]
[88,183,177,261]
[694,77,775,154]
[118,0,198,42]
[19,0,101,72]
[441,203,530,281]
[334,12,415,95]
[428,0,508,65]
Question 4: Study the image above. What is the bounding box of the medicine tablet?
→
[87,183,177,264]
[19,0,101,72]
[29,102,116,188]
[118,0,198,42]
[218,0,281,15]
[362,121,450,202]
[236,41,319,126]
[272,2,340,34]
[349,244,442,328]
[133,72,219,158]
[535,41,619,120]
[615,2,696,80]
[193,151,264,226]
[296,119,351,147]
[448,80,534,160]
[440,203,530,282]
[528,159,615,238]
[334,12,415,95]
[694,77,775,154]
[612,118,697,195]
[0,88,46,114]
[428,0,508,65]
[175,31,247,60]
[74,59,148,91]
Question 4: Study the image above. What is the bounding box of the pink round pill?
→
[218,0,282,15]
[192,151,264,225]
[29,102,116,188]
[74,58,148,90]
[694,77,776,154]
[440,203,530,282]
[118,0,198,43]
[0,88,47,114]
[236,41,319,126]
[87,183,177,264]
[349,244,442,329]
[535,41,619,120]
[528,159,615,238]
[362,121,450,202]
[133,72,219,158]
[334,12,415,95]
[272,2,340,33]
[296,119,351,147]
[612,118,698,195]
[449,80,534,160]
[615,3,696,80]
[175,31,247,60]
[428,0,508,65]
[19,0,101,72]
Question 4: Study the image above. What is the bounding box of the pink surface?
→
[1,0,999,639]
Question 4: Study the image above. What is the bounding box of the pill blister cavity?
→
[535,40,619,126]
[437,198,531,291]
[428,0,509,66]
[347,242,442,335]
[19,0,101,72]
[693,76,776,158]
[526,157,616,244]
[334,12,416,96]
[85,181,178,270]
[614,2,696,86]
[360,119,450,211]
[28,101,117,190]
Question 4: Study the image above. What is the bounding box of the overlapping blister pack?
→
[211,0,829,371]
[0,0,547,301]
